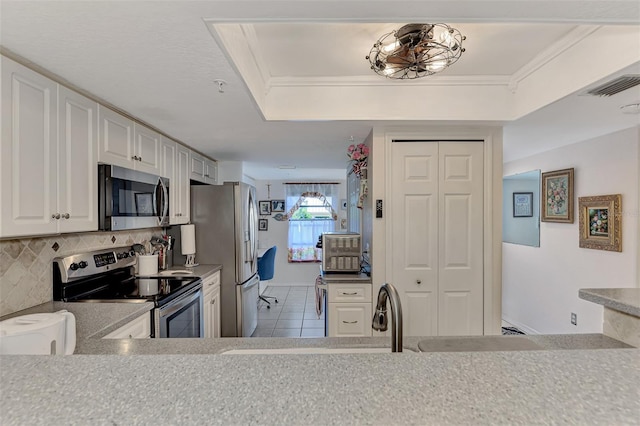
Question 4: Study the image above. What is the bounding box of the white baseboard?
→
[502,316,540,335]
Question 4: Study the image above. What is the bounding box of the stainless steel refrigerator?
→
[171,182,259,337]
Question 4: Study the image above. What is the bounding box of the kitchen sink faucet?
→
[372,283,403,352]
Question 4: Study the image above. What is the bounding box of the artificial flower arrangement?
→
[347,143,370,208]
[347,143,369,178]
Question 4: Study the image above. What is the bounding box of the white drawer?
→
[327,283,371,303]
[203,270,221,295]
[327,303,372,337]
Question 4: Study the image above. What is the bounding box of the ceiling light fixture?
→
[366,23,466,80]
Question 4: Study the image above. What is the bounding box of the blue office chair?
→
[257,246,278,308]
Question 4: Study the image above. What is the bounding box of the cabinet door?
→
[134,123,161,175]
[161,137,179,223]
[204,158,218,185]
[102,313,151,339]
[171,144,190,224]
[1,57,58,237]
[203,272,221,338]
[97,106,134,168]
[190,150,206,182]
[57,86,98,233]
[327,303,372,337]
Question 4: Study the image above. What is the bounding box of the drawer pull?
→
[416,279,422,285]
[341,292,358,295]
[342,320,358,324]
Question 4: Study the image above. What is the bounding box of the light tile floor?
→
[252,285,325,338]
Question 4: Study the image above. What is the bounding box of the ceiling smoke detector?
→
[620,103,640,114]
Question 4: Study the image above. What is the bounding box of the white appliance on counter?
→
[0,310,76,355]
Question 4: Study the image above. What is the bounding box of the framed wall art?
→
[513,192,533,217]
[258,218,269,231]
[578,194,622,252]
[271,199,285,212]
[259,201,271,215]
[541,168,574,223]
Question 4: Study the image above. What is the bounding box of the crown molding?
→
[268,75,512,88]
[508,25,601,92]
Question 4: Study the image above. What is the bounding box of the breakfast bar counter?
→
[1,340,638,425]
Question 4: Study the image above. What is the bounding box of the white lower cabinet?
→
[326,282,372,337]
[203,271,221,338]
[103,313,151,339]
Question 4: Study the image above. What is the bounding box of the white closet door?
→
[390,141,484,337]
[390,141,439,336]
[438,142,484,336]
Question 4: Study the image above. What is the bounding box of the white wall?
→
[254,179,347,286]
[503,127,639,334]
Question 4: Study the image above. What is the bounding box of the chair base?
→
[259,294,279,309]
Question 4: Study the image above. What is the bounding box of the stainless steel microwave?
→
[98,164,169,231]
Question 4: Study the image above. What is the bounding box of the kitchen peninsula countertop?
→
[2,273,638,424]
[1,338,638,425]
[579,287,640,317]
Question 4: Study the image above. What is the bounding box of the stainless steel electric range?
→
[53,246,203,338]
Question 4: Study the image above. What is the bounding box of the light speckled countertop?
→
[1,271,639,424]
[579,287,640,317]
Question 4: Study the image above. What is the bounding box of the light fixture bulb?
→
[382,41,399,53]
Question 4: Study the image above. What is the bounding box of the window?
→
[285,183,338,262]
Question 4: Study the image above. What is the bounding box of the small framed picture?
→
[258,218,268,231]
[578,194,622,252]
[541,168,574,223]
[271,199,285,212]
[259,201,271,215]
[513,192,533,217]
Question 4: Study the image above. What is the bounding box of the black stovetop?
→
[56,267,201,307]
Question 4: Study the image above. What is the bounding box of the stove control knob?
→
[129,250,136,258]
[70,263,79,271]
[117,252,125,259]
[78,261,88,269]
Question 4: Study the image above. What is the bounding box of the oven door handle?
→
[159,285,202,318]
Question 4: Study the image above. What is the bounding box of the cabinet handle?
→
[204,174,209,178]
[138,156,142,162]
[342,320,358,324]
[51,213,61,220]
[62,213,70,219]
[131,155,138,161]
[340,292,358,295]
[416,279,422,285]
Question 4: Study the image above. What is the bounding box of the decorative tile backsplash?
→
[0,229,160,317]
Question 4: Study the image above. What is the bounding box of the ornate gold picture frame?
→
[578,194,622,252]
[541,168,574,223]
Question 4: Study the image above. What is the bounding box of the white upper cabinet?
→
[162,137,189,224]
[97,105,134,168]
[133,123,162,175]
[98,106,161,175]
[174,144,191,223]
[0,57,97,238]
[190,150,217,184]
[57,86,98,233]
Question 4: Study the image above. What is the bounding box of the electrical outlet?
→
[571,312,577,325]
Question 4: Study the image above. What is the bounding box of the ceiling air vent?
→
[586,75,640,97]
